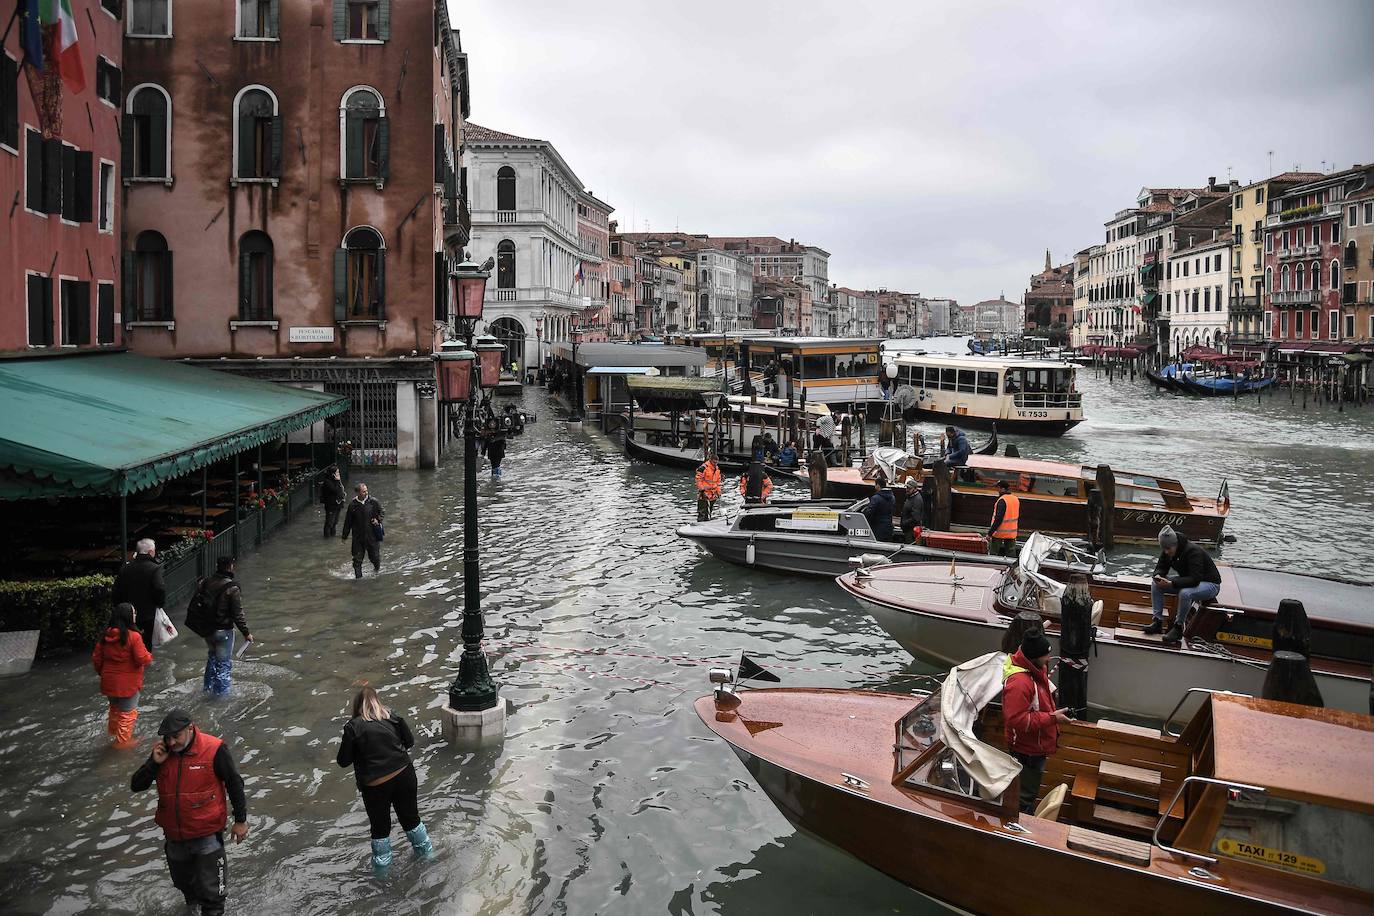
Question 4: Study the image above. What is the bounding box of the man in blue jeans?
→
[199,557,253,696]
[1145,525,1221,646]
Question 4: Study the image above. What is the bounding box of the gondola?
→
[623,429,808,481]
[1144,367,1179,391]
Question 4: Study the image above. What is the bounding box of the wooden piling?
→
[932,460,952,531]
[1095,463,1115,550]
[808,449,828,500]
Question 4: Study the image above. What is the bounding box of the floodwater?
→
[1,337,1370,916]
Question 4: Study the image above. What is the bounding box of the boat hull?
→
[900,404,1080,436]
[713,726,1297,915]
[853,596,1370,720]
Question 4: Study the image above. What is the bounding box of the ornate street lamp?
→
[438,252,503,744]
[568,326,585,423]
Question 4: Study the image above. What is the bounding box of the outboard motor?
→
[1058,574,1094,719]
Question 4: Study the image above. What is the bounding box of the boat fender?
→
[746,535,756,566]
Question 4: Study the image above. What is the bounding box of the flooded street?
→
[1,339,1371,916]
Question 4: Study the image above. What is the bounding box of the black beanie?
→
[1022,632,1053,659]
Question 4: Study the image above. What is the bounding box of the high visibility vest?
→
[1002,658,1039,712]
[992,494,1020,539]
[696,463,722,500]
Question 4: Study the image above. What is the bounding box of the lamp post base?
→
[439,697,507,749]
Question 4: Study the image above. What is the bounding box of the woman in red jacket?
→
[1002,631,1071,813]
[92,602,154,749]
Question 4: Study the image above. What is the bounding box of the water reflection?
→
[0,342,1369,915]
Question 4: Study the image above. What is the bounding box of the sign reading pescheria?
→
[289,327,336,343]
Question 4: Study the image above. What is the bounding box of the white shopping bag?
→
[152,608,179,647]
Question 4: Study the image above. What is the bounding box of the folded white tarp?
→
[938,651,1022,800]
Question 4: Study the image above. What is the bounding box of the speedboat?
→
[836,536,1374,719]
[695,654,1374,915]
[678,500,1103,579]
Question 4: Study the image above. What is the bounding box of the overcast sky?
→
[450,0,1374,305]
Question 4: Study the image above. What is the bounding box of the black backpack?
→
[184,578,228,638]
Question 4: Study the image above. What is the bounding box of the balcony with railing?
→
[1265,202,1342,227]
[442,195,471,246]
[1230,295,1263,314]
[1271,290,1317,305]
[1250,228,1264,243]
[1304,244,1322,257]
[485,286,584,308]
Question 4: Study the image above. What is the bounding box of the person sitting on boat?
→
[751,435,767,463]
[863,477,896,542]
[1003,631,1071,814]
[942,426,971,468]
[900,477,925,543]
[986,480,1020,557]
[776,440,799,470]
[695,457,722,521]
[1146,525,1222,644]
[761,433,779,462]
[739,462,773,505]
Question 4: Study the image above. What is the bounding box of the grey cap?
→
[1159,525,1179,550]
[157,708,193,736]
[904,477,920,489]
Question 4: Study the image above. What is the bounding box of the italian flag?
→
[40,0,85,94]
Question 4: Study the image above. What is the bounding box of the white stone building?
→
[696,248,754,332]
[1165,230,1232,352]
[464,124,612,369]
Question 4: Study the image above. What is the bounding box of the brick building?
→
[1023,250,1073,342]
[2,0,124,354]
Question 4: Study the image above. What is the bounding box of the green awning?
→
[1142,292,1159,305]
[0,352,350,500]
[627,375,723,412]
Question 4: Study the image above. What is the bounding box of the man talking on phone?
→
[131,709,248,916]
[1144,524,1222,645]
[1002,631,1071,814]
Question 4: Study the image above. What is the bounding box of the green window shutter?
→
[98,284,114,344]
[1,55,17,149]
[43,138,64,213]
[60,143,76,219]
[27,274,48,345]
[25,131,42,209]
[375,249,386,318]
[268,0,280,37]
[333,248,348,321]
[74,281,91,345]
[332,0,345,40]
[377,0,391,40]
[345,113,362,179]
[121,120,134,176]
[433,123,444,183]
[149,107,167,177]
[41,276,54,343]
[269,115,283,177]
[74,151,94,222]
[162,251,174,320]
[237,113,254,178]
[122,252,135,320]
[375,116,389,179]
[239,248,252,317]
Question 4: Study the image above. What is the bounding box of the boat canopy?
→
[627,375,724,412]
[936,652,1022,800]
[586,366,659,376]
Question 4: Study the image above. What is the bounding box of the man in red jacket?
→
[1003,632,1071,813]
[131,710,249,916]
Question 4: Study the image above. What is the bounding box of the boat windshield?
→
[895,690,941,773]
[1205,788,1374,893]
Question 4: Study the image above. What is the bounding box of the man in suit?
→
[113,538,166,651]
[341,483,385,579]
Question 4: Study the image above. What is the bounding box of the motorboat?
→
[677,499,1103,579]
[819,448,1230,546]
[890,352,1084,436]
[836,536,1374,718]
[695,654,1374,914]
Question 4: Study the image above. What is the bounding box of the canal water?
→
[1,338,1370,916]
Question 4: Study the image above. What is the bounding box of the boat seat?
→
[1033,783,1068,822]
[1098,761,1162,796]
[1090,803,1156,837]
[1036,596,1103,628]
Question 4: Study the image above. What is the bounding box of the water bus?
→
[891,352,1084,435]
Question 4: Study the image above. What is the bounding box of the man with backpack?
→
[185,557,252,697]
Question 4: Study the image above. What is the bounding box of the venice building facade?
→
[119,0,471,469]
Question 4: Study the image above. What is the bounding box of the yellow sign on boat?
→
[789,510,840,532]
[1214,631,1273,650]
[1216,838,1325,875]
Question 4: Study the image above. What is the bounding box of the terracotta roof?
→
[464,123,542,144]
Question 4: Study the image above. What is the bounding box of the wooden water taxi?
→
[891,352,1084,435]
[820,451,1229,546]
[836,546,1374,718]
[696,658,1374,915]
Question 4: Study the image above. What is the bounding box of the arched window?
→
[238,231,274,320]
[233,86,280,180]
[496,239,516,289]
[1280,265,1289,292]
[125,85,170,179]
[1311,261,1322,289]
[335,226,384,319]
[1264,266,1272,294]
[497,165,516,211]
[1295,265,1304,291]
[1330,260,1340,290]
[128,230,172,321]
[340,87,388,181]
[1346,240,1358,268]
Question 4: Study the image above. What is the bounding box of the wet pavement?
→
[0,337,1370,915]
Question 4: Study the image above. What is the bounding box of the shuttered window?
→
[234,87,281,179]
[237,0,279,38]
[127,0,169,36]
[335,0,389,41]
[61,279,91,346]
[28,274,54,346]
[238,231,274,319]
[128,230,173,321]
[57,146,93,222]
[342,88,386,180]
[97,283,116,344]
[96,58,122,106]
[337,227,385,320]
[126,86,169,178]
[1,54,17,150]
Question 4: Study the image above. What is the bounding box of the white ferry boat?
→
[891,353,1084,436]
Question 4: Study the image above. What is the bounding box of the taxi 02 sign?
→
[1216,838,1326,875]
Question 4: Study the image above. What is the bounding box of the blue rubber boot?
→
[371,838,393,876]
[405,823,435,860]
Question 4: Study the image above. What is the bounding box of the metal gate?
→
[324,380,398,465]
